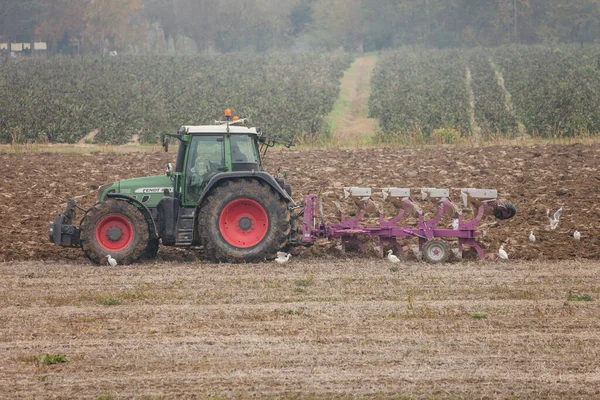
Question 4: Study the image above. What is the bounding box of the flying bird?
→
[547,207,563,230]
[387,249,400,263]
[275,252,291,264]
[106,255,117,267]
[573,230,581,241]
[498,245,508,260]
[529,231,536,243]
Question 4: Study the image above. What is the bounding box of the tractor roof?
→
[182,125,259,135]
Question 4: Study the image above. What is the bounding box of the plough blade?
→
[299,187,516,263]
[460,188,498,208]
[421,188,449,201]
[343,187,371,201]
[382,187,421,217]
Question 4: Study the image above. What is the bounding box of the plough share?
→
[298,188,516,263]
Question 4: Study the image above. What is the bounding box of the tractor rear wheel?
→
[422,239,450,264]
[197,179,290,263]
[80,199,150,265]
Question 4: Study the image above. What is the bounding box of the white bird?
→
[529,231,536,243]
[452,218,459,230]
[275,252,291,264]
[387,249,400,263]
[498,245,509,260]
[106,255,117,267]
[573,230,581,241]
[547,207,563,230]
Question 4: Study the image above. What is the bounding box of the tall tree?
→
[83,0,145,54]
[310,0,365,50]
[174,0,219,52]
[36,0,88,52]
[0,0,42,42]
[143,0,179,51]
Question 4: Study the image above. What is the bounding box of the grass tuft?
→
[567,294,593,302]
[40,354,69,365]
[295,275,313,287]
[471,313,488,319]
[99,299,122,306]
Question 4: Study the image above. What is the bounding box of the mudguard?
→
[106,193,158,237]
[197,172,295,207]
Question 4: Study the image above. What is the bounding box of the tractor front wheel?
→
[80,200,150,265]
[197,179,290,263]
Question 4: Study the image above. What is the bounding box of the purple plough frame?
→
[300,194,506,260]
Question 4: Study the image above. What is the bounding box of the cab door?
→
[183,135,226,205]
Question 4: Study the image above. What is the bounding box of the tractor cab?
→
[169,125,264,205]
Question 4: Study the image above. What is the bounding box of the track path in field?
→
[327,54,379,146]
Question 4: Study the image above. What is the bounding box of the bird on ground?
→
[452,218,459,230]
[387,249,400,263]
[547,207,563,230]
[573,230,581,241]
[529,231,536,243]
[498,245,509,260]
[275,252,291,264]
[106,255,117,267]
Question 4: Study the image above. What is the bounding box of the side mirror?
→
[162,135,169,152]
[165,163,173,177]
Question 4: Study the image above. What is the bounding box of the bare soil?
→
[1,259,600,398]
[1,143,598,262]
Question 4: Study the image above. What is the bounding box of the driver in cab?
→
[188,142,224,198]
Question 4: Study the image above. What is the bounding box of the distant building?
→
[0,42,47,53]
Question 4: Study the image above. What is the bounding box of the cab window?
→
[185,135,225,203]
[230,135,260,171]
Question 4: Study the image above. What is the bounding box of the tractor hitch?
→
[49,200,81,247]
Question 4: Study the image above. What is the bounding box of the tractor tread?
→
[197,178,290,263]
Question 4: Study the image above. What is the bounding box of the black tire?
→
[422,239,450,264]
[494,202,517,220]
[80,199,150,265]
[197,178,291,263]
[142,238,159,260]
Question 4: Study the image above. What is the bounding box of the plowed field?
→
[1,143,598,262]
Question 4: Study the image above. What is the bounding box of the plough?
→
[299,188,516,263]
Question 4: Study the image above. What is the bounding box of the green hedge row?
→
[370,46,600,139]
[369,49,471,138]
[492,45,600,137]
[0,51,352,144]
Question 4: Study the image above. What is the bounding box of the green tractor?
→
[50,113,296,265]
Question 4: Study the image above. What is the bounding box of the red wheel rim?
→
[219,198,268,248]
[95,215,134,252]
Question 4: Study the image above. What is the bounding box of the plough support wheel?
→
[422,239,450,264]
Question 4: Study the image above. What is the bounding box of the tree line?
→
[1,0,599,54]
